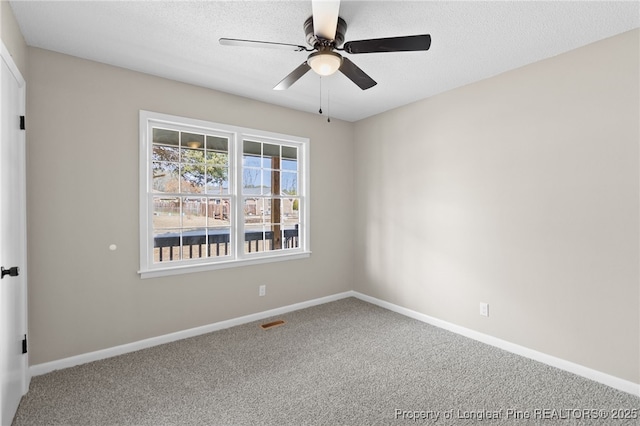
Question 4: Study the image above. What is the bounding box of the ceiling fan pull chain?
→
[327,87,331,123]
[318,76,323,115]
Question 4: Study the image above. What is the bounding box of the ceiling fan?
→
[219,0,431,91]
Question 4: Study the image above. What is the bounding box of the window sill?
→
[138,251,312,279]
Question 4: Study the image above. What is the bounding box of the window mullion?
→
[235,134,244,259]
[145,121,155,267]
[147,192,155,267]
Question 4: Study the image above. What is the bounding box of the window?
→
[139,111,310,278]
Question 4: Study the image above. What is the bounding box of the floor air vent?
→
[261,320,285,330]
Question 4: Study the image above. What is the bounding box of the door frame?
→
[0,39,29,422]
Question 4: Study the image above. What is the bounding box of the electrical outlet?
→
[259,285,266,297]
[479,302,489,317]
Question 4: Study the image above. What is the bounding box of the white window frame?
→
[139,110,310,278]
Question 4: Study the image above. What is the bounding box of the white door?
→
[0,42,28,426]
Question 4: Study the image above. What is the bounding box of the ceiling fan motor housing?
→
[304,16,347,48]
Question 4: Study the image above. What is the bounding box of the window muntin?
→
[140,111,309,277]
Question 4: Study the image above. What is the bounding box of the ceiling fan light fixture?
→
[307,50,343,76]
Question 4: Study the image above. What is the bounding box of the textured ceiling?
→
[9,1,640,122]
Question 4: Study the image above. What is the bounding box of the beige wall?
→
[26,48,355,365]
[1,0,27,75]
[354,29,640,384]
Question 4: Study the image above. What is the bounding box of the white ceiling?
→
[9,1,640,122]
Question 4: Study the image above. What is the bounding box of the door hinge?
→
[20,115,25,130]
[22,334,27,354]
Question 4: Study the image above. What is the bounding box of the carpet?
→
[12,298,640,425]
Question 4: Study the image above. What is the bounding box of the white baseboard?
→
[29,291,355,377]
[30,289,639,397]
[351,291,640,397]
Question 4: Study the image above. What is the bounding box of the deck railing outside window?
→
[154,227,299,262]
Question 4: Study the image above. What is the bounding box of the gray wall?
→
[26,48,355,365]
[354,29,639,384]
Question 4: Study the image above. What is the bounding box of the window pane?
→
[180,164,206,193]
[181,227,207,260]
[153,145,179,162]
[181,132,204,149]
[244,198,267,225]
[207,198,230,226]
[205,166,229,194]
[154,228,181,263]
[181,147,205,164]
[244,221,284,253]
[262,169,273,195]
[282,158,297,171]
[244,197,259,219]
[243,168,261,193]
[244,155,260,168]
[243,141,261,167]
[263,198,280,225]
[283,198,300,224]
[263,143,280,157]
[206,136,229,167]
[281,171,297,195]
[206,151,228,166]
[153,128,179,146]
[153,197,181,229]
[182,197,207,228]
[263,143,280,168]
[282,146,297,168]
[206,136,228,153]
[152,162,180,193]
[283,225,300,249]
[244,225,267,253]
[208,227,231,257]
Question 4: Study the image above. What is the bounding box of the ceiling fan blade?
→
[312,0,340,40]
[339,57,376,90]
[273,62,312,90]
[220,38,308,52]
[343,34,431,54]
